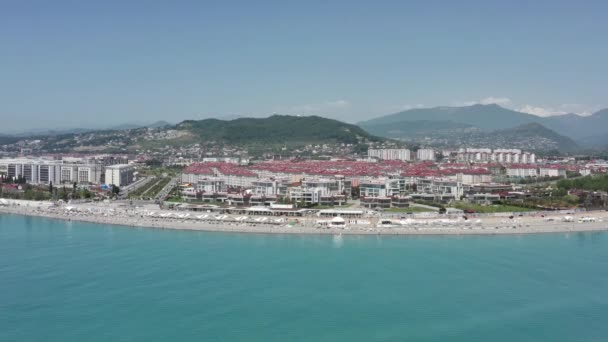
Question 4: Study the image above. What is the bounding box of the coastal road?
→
[118,176,154,199]
[155,176,179,203]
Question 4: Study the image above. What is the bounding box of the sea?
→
[1,214,608,341]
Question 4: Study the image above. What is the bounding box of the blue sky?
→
[1,0,607,132]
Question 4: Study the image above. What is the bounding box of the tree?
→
[112,185,120,196]
[59,186,69,201]
[82,188,92,199]
[564,194,580,205]
[71,182,78,199]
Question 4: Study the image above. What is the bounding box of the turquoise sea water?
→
[1,214,608,341]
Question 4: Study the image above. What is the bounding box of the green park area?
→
[451,202,534,213]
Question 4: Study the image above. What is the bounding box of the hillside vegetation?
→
[557,174,608,192]
[176,115,383,145]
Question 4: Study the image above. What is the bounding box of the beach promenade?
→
[1,199,608,236]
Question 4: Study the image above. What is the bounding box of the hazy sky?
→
[1,1,607,133]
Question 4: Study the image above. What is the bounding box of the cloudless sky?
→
[1,0,607,132]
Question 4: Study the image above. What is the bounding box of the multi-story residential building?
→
[359,179,400,197]
[416,149,436,161]
[505,165,538,178]
[251,179,290,197]
[287,177,352,205]
[0,158,103,185]
[196,178,227,193]
[538,165,566,178]
[302,177,351,196]
[368,148,411,161]
[457,148,536,164]
[457,170,493,184]
[104,164,134,187]
[289,187,325,205]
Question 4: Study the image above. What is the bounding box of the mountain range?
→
[359,104,608,150]
[2,105,607,153]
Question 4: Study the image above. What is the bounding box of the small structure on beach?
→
[317,209,363,218]
[328,216,346,228]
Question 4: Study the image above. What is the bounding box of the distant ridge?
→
[5,120,174,137]
[176,115,383,145]
[359,104,543,130]
[491,123,579,152]
[359,104,608,148]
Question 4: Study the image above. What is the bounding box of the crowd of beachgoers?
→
[1,199,608,236]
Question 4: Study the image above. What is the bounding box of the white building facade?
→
[104,164,134,187]
[367,148,411,161]
[0,158,103,185]
[416,149,436,161]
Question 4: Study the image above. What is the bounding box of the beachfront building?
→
[361,196,392,209]
[409,193,455,204]
[413,179,464,201]
[289,187,325,206]
[286,176,351,206]
[105,164,134,187]
[468,193,501,205]
[195,178,227,193]
[0,158,103,185]
[302,177,351,197]
[251,179,290,197]
[368,148,412,161]
[360,179,400,197]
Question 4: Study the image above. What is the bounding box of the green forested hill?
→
[176,115,383,145]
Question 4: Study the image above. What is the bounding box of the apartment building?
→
[104,164,134,187]
[505,165,538,178]
[416,149,436,161]
[367,148,412,161]
[457,148,536,164]
[0,158,103,185]
[538,166,567,178]
[359,179,400,197]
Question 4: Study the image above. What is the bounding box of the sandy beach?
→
[2,199,608,236]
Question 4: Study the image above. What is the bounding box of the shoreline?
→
[2,203,608,236]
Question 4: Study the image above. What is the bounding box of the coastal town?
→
[2,144,608,234]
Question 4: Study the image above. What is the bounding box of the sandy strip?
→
[2,205,608,236]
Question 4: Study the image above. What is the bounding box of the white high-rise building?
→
[457,148,536,164]
[0,158,103,185]
[104,164,134,187]
[416,149,436,161]
[368,148,411,161]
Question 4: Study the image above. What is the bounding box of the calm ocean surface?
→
[1,214,608,341]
